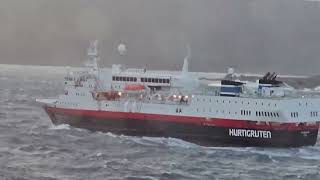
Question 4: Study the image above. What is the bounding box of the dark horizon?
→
[1,0,320,75]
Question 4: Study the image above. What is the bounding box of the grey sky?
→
[0,0,320,75]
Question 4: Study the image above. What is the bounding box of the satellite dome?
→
[118,43,127,55]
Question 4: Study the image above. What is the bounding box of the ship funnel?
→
[262,72,271,80]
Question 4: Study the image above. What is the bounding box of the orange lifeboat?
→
[124,84,145,91]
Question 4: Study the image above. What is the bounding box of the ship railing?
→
[101,98,190,106]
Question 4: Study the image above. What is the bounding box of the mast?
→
[86,40,99,71]
[86,40,102,91]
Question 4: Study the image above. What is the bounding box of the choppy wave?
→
[49,124,71,130]
[0,66,320,180]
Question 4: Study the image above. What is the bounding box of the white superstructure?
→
[37,41,320,125]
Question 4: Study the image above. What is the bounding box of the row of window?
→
[299,102,309,106]
[112,76,171,84]
[75,93,87,96]
[194,108,280,118]
[311,112,319,117]
[241,110,251,116]
[256,111,280,118]
[196,109,233,114]
[113,76,138,82]
[291,112,299,118]
[64,77,74,81]
[176,108,183,113]
[195,98,277,107]
[58,101,78,106]
[141,78,170,84]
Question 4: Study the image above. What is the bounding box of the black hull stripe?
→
[45,107,320,131]
[46,109,319,147]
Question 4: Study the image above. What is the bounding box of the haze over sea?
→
[0,65,319,180]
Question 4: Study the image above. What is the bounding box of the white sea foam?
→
[302,88,312,92]
[49,124,71,130]
[124,176,159,180]
[314,86,320,91]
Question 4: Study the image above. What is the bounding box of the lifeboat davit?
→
[124,84,145,91]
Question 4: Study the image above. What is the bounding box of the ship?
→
[37,41,320,147]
